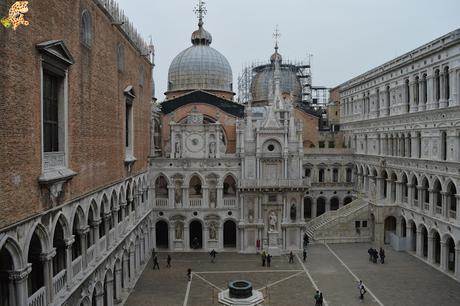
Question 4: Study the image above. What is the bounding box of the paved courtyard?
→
[125,243,460,306]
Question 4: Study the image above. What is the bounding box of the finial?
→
[273,25,281,51]
[194,0,207,28]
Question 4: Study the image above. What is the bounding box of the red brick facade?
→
[0,0,152,228]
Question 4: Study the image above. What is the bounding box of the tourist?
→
[367,247,373,261]
[379,248,385,264]
[303,249,307,262]
[372,249,378,264]
[318,292,324,306]
[357,280,366,300]
[152,248,156,260]
[289,251,294,264]
[262,251,266,266]
[314,290,321,305]
[210,249,217,263]
[187,268,192,281]
[167,254,171,268]
[153,254,160,270]
[267,254,272,267]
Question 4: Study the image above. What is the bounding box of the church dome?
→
[250,60,302,104]
[167,19,233,95]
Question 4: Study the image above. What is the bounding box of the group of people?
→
[367,247,386,264]
[151,248,172,270]
[314,290,324,305]
[261,251,273,267]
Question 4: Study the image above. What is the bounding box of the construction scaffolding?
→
[237,55,328,110]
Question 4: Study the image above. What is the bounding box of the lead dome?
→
[166,18,233,96]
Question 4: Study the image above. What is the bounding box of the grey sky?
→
[117,0,460,100]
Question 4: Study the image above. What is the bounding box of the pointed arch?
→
[22,222,51,260]
[0,235,25,270]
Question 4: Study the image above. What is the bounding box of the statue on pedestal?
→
[209,222,217,240]
[175,222,183,240]
[269,211,277,232]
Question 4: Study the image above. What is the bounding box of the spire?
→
[273,25,281,51]
[191,0,212,45]
[272,26,283,110]
[194,0,207,28]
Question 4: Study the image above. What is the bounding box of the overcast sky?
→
[117,0,460,100]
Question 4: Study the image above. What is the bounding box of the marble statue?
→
[175,222,183,240]
[269,211,277,232]
[209,222,217,240]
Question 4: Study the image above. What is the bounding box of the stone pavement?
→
[125,243,460,306]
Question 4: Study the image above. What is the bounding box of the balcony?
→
[239,178,310,190]
[449,210,457,220]
[155,198,168,207]
[223,198,236,208]
[28,286,46,306]
[72,256,82,278]
[189,198,202,208]
[435,206,442,215]
[52,269,67,296]
[87,245,95,264]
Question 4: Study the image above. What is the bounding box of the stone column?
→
[78,227,89,270]
[428,189,434,215]
[456,194,460,221]
[122,254,129,288]
[416,229,423,257]
[203,226,208,250]
[40,249,56,303]
[10,266,31,306]
[455,247,460,281]
[217,185,223,208]
[202,186,209,208]
[441,192,448,219]
[426,73,434,109]
[300,195,305,222]
[419,78,426,111]
[168,185,175,208]
[92,219,101,260]
[95,290,104,306]
[184,225,190,251]
[311,200,317,218]
[114,265,122,303]
[376,176,384,200]
[409,78,417,113]
[395,181,402,204]
[448,68,457,106]
[104,213,111,249]
[406,223,413,251]
[182,187,189,208]
[427,235,434,263]
[407,183,414,207]
[65,237,75,288]
[440,241,448,271]
[129,248,135,280]
[439,70,448,108]
[105,276,114,306]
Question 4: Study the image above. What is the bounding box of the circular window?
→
[159,211,164,216]
[228,211,233,216]
[268,144,275,152]
[193,211,198,216]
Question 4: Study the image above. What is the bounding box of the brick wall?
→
[0,0,152,228]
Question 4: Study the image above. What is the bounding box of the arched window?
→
[441,131,447,161]
[332,168,339,183]
[444,66,450,102]
[80,10,92,47]
[414,76,419,106]
[117,44,124,72]
[435,69,440,102]
[318,169,325,183]
[422,74,427,104]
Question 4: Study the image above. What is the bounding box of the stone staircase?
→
[305,198,369,242]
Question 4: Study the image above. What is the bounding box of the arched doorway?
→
[155,220,169,249]
[189,220,203,249]
[223,220,237,248]
[446,236,456,272]
[0,243,15,306]
[343,197,353,205]
[28,231,45,299]
[316,198,326,216]
[420,225,428,258]
[330,197,339,210]
[409,220,417,251]
[401,218,407,237]
[384,216,396,244]
[304,198,312,219]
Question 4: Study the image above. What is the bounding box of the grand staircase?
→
[305,198,369,242]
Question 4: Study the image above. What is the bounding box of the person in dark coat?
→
[372,249,378,263]
[210,249,217,263]
[167,254,171,268]
[314,290,321,306]
[153,254,160,269]
[266,254,272,267]
[318,292,323,306]
[367,247,373,261]
[187,268,192,281]
[262,251,266,266]
[303,249,307,262]
[379,248,385,264]
[289,251,294,264]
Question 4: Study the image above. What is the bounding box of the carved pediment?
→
[36,40,75,66]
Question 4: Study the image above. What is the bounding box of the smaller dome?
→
[191,27,212,45]
[270,49,282,64]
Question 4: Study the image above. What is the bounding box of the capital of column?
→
[8,265,32,281]
[103,212,112,220]
[119,201,127,208]
[40,248,56,261]
[77,226,90,236]
[64,236,75,248]
[455,194,460,199]
[91,218,102,226]
[416,185,425,190]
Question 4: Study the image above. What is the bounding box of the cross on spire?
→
[273,25,281,50]
[194,0,207,27]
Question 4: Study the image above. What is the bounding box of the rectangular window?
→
[362,221,368,228]
[269,194,277,202]
[319,141,325,148]
[328,141,335,148]
[355,221,360,228]
[43,72,60,152]
[318,169,325,183]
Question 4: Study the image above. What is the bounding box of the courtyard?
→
[125,243,460,306]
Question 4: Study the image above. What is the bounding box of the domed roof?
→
[250,63,302,104]
[167,18,233,94]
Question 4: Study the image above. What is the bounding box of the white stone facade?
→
[340,28,460,280]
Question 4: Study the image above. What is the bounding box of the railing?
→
[108,229,115,247]
[435,206,442,215]
[223,198,236,207]
[28,286,46,306]
[156,198,168,207]
[52,269,67,296]
[424,203,430,211]
[189,198,202,208]
[71,256,82,277]
[87,245,95,264]
[239,178,310,189]
[99,236,106,253]
[449,210,457,219]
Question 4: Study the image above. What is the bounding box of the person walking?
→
[357,280,366,301]
[187,268,192,281]
[314,290,320,305]
[379,247,385,264]
[153,254,160,270]
[262,251,266,267]
[303,249,307,262]
[318,292,324,306]
[210,249,217,263]
[289,251,294,264]
[372,249,378,263]
[367,247,373,262]
[166,254,171,268]
[266,253,271,267]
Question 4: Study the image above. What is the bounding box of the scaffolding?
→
[237,54,328,110]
